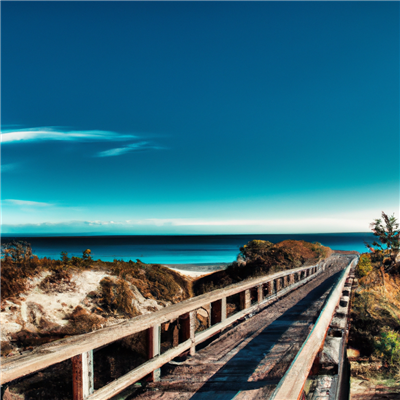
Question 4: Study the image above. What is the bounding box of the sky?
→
[1,1,399,235]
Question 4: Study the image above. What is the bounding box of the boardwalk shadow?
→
[190,270,342,400]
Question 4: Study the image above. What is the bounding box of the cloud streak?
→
[1,127,137,143]
[2,163,19,172]
[95,142,164,157]
[2,216,372,234]
[3,199,53,207]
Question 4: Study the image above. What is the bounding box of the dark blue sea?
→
[2,233,373,264]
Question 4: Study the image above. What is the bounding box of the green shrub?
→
[357,254,373,278]
[374,328,400,366]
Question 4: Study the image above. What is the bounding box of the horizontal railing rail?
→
[271,256,358,400]
[1,261,330,399]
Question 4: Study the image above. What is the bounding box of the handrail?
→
[270,256,358,400]
[0,261,326,398]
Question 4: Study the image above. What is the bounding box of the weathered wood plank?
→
[257,285,263,303]
[147,325,161,382]
[239,289,251,310]
[271,257,357,400]
[72,351,94,400]
[1,264,321,384]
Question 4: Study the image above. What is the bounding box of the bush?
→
[374,328,400,366]
[357,254,373,278]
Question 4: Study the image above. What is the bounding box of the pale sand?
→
[163,263,229,278]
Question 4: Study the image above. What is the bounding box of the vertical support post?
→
[257,285,263,303]
[147,324,161,382]
[189,310,196,355]
[203,303,212,328]
[180,311,197,355]
[290,274,295,285]
[267,280,274,296]
[72,351,94,400]
[240,289,251,310]
[276,278,282,292]
[221,297,227,322]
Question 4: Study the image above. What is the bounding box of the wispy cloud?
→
[2,216,372,234]
[3,199,53,207]
[95,142,164,157]
[1,127,137,143]
[2,163,19,172]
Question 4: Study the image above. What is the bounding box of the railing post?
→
[221,297,227,322]
[240,289,251,310]
[72,351,94,400]
[257,285,263,303]
[276,278,282,292]
[267,280,274,296]
[180,311,197,355]
[203,303,212,328]
[290,274,295,285]
[147,325,161,382]
[189,310,196,355]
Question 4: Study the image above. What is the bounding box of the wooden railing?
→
[271,256,358,400]
[1,262,327,400]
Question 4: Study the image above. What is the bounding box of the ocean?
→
[2,233,374,265]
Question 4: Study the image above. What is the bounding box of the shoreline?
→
[163,262,230,277]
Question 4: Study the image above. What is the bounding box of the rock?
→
[61,303,67,307]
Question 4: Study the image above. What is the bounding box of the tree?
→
[365,212,400,271]
[61,251,70,264]
[1,240,33,262]
[82,249,92,264]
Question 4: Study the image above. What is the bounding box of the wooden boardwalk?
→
[1,254,357,400]
[133,256,350,400]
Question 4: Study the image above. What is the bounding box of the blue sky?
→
[2,1,399,235]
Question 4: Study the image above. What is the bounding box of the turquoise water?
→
[2,233,373,264]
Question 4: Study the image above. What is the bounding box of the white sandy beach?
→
[163,262,229,278]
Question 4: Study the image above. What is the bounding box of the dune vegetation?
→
[193,239,332,295]
[349,212,400,390]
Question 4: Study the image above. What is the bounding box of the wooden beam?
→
[267,280,274,296]
[221,297,227,322]
[189,311,196,356]
[147,325,161,382]
[257,285,263,303]
[72,351,94,400]
[239,289,251,310]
